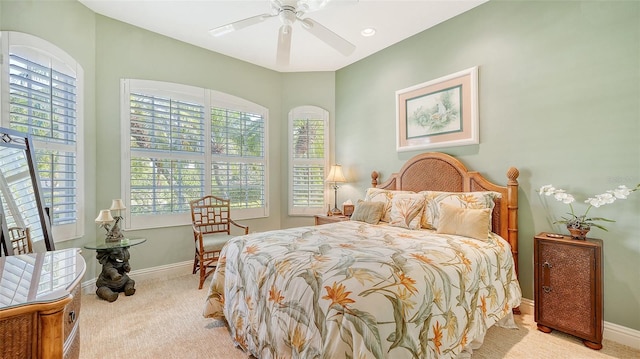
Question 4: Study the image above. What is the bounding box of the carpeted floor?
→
[79,274,639,359]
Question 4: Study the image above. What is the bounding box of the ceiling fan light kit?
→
[209,0,355,66]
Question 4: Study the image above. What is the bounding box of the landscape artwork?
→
[405,85,462,139]
[396,67,478,152]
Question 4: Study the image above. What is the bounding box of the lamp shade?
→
[325,165,347,183]
[95,209,114,224]
[110,199,126,211]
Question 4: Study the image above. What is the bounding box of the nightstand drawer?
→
[314,215,349,225]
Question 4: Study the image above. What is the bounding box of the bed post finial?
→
[371,171,379,188]
[507,167,519,184]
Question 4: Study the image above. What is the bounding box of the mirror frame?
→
[0,127,55,256]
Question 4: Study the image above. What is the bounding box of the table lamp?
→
[95,199,127,242]
[107,199,126,241]
[95,209,115,239]
[326,164,347,216]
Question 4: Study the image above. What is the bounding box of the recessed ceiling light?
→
[361,28,376,37]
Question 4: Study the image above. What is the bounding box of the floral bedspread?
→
[204,221,521,359]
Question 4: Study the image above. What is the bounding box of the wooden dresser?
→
[534,232,603,349]
[0,248,86,359]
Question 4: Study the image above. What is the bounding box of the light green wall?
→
[336,1,640,330]
[92,15,288,272]
[280,72,336,229]
[2,0,639,332]
[0,0,99,275]
[92,19,336,269]
[0,1,335,278]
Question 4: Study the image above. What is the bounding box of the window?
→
[0,31,84,242]
[288,106,329,216]
[210,106,266,215]
[121,79,268,229]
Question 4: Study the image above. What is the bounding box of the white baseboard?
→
[519,298,640,350]
[81,260,193,295]
[82,265,639,351]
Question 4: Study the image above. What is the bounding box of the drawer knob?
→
[68,310,76,323]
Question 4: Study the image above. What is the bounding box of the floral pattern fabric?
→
[204,221,521,359]
[389,193,426,230]
[364,188,416,222]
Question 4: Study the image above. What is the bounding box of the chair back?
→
[9,227,32,254]
[190,195,231,236]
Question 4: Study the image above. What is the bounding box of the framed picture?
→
[396,66,478,152]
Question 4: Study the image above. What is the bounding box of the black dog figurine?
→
[95,247,136,302]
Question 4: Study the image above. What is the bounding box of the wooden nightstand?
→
[314,215,350,225]
[534,232,603,350]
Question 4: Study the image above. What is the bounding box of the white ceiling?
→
[79,0,488,73]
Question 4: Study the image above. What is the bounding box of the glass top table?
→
[84,237,146,250]
[0,248,86,310]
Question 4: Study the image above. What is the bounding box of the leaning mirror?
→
[0,127,54,256]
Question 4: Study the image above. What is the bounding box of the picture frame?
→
[396,66,479,152]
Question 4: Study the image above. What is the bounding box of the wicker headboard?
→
[371,152,520,275]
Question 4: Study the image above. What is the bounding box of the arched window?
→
[288,105,329,216]
[0,31,85,242]
[121,79,268,229]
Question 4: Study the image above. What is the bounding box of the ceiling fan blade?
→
[300,18,355,56]
[276,24,292,66]
[209,13,275,37]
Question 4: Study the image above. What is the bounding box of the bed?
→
[204,152,521,358]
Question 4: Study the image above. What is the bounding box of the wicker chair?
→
[189,195,249,289]
[9,227,33,254]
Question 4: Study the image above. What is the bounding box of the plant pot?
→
[567,226,590,240]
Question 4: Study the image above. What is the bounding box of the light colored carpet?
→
[80,274,639,359]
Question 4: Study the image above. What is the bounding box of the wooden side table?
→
[534,232,603,349]
[314,215,350,225]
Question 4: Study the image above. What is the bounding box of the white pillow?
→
[419,191,500,230]
[436,203,491,240]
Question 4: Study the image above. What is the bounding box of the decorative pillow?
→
[420,191,500,230]
[364,188,415,222]
[349,200,385,224]
[436,203,491,240]
[389,194,426,230]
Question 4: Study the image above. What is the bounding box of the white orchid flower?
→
[585,197,604,207]
[539,184,555,196]
[598,193,616,204]
[610,185,632,199]
[553,191,575,204]
[538,183,639,232]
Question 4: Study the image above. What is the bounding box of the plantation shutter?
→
[122,79,269,229]
[5,39,83,242]
[210,107,266,210]
[129,92,206,215]
[289,106,329,216]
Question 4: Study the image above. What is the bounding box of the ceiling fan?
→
[209,0,356,66]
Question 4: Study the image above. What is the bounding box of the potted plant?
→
[538,183,639,239]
